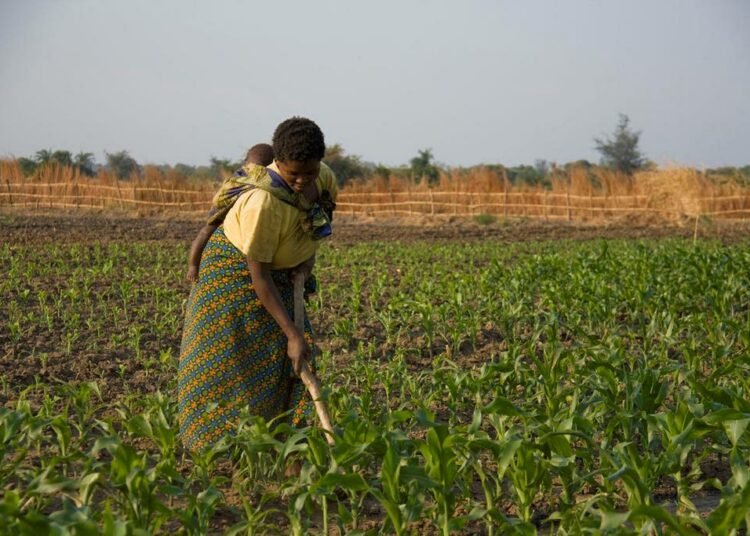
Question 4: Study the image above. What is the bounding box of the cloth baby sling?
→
[206,163,335,239]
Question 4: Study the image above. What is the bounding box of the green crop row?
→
[1,237,749,534]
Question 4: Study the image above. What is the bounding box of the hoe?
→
[293,272,336,445]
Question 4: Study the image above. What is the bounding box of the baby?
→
[186,143,274,282]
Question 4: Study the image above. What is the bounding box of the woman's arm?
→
[247,257,309,375]
[187,224,218,282]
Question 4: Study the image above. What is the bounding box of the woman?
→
[178,117,337,450]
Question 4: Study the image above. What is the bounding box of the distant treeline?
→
[10,146,750,188]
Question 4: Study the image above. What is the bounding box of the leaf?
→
[542,433,573,457]
[78,472,101,504]
[127,414,153,438]
[293,492,309,512]
[469,407,482,433]
[706,481,750,532]
[400,464,438,489]
[369,489,403,534]
[496,438,522,479]
[337,501,354,525]
[548,455,574,468]
[280,430,310,458]
[703,408,749,426]
[414,408,437,427]
[313,472,369,493]
[599,510,630,530]
[730,446,749,489]
[92,435,121,454]
[724,418,750,447]
[0,489,20,514]
[629,504,702,536]
[483,397,522,417]
[386,410,413,425]
[197,486,222,507]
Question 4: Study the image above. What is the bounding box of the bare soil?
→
[3,209,749,246]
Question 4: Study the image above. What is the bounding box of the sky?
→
[0,0,748,169]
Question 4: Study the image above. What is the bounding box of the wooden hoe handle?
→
[293,272,335,445]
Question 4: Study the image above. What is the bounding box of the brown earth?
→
[2,208,749,246]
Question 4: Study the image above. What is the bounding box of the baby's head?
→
[244,143,274,166]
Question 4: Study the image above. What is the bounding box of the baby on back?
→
[186,143,274,282]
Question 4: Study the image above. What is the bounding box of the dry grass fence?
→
[0,161,215,216]
[2,160,749,223]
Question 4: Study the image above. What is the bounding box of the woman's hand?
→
[287,332,310,376]
[248,258,310,376]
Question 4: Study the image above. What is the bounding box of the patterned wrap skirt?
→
[178,226,314,450]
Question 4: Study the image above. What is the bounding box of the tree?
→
[323,143,368,186]
[534,159,550,178]
[73,152,96,176]
[51,150,73,167]
[507,165,547,186]
[174,163,197,176]
[563,159,593,171]
[410,149,439,184]
[106,150,140,179]
[373,164,393,180]
[209,157,239,176]
[17,157,38,176]
[35,149,53,166]
[594,114,647,174]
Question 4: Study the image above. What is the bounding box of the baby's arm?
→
[187,224,218,282]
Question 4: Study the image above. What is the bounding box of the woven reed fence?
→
[3,180,750,221]
[2,162,749,222]
[335,190,750,220]
[1,179,212,215]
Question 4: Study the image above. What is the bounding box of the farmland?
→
[2,212,750,534]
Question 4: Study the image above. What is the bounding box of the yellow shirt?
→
[222,162,338,270]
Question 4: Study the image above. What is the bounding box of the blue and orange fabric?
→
[177,226,314,450]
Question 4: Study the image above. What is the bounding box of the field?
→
[2,212,750,535]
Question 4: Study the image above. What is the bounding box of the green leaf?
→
[313,472,369,493]
[599,510,630,530]
[197,486,222,507]
[293,492,309,512]
[78,472,101,504]
[724,418,750,447]
[706,481,750,532]
[542,433,573,457]
[369,489,404,535]
[337,501,354,525]
[400,464,438,489]
[496,438,522,480]
[730,446,749,489]
[127,414,153,438]
[702,408,748,426]
[92,435,121,454]
[629,504,702,536]
[386,410,413,425]
[414,408,437,427]
[469,407,482,433]
[0,489,20,514]
[483,397,522,417]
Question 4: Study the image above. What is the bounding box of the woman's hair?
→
[244,143,274,166]
[272,117,325,163]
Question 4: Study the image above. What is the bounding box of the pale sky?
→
[1,0,748,168]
